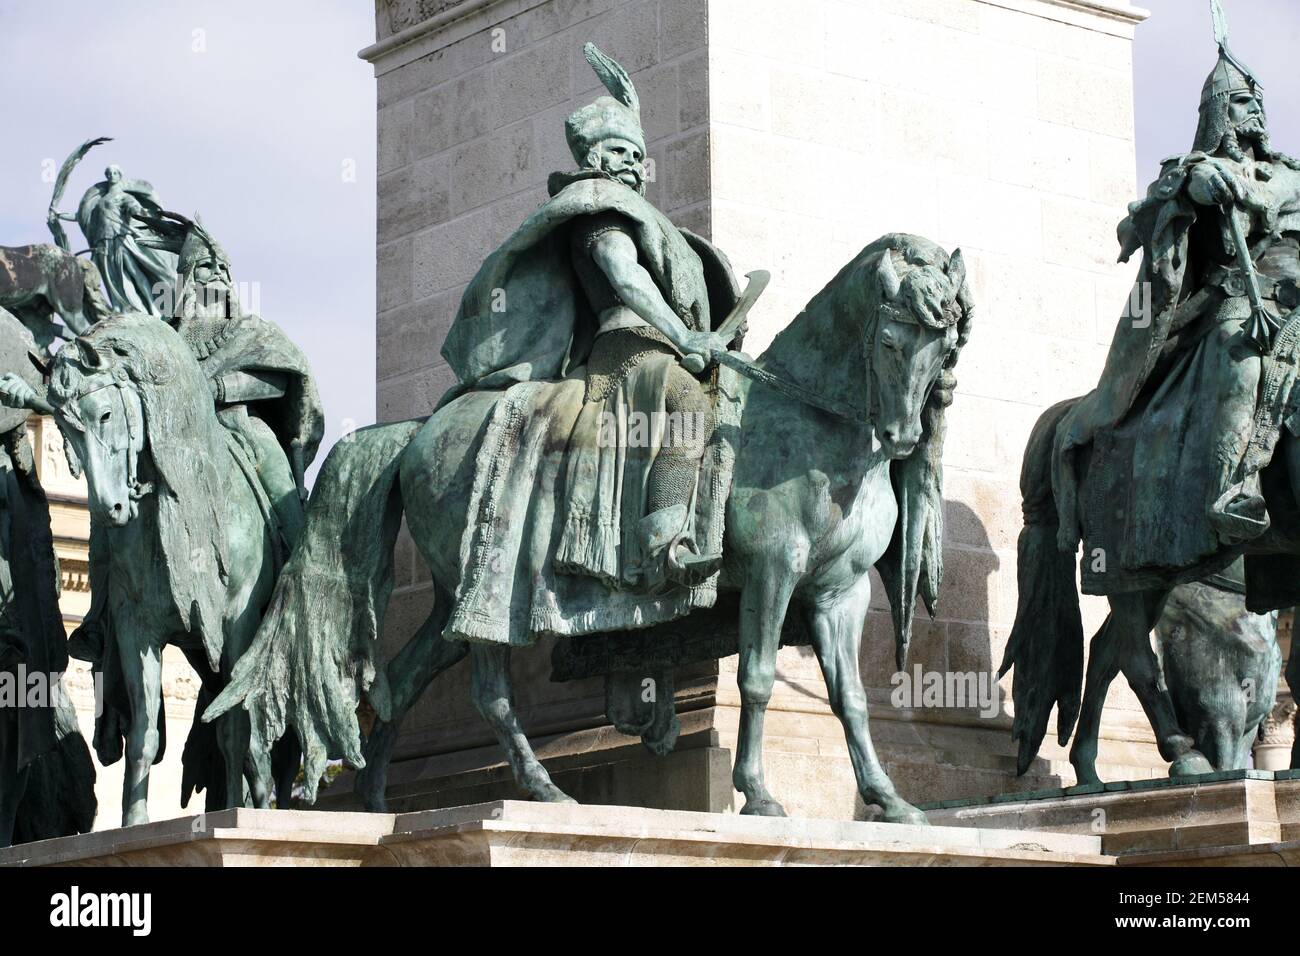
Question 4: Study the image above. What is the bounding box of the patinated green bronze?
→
[0,308,96,848]
[1154,563,1280,770]
[47,137,177,316]
[209,44,972,825]
[1003,0,1300,784]
[0,244,109,357]
[2,216,324,826]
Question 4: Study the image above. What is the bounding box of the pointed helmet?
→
[1199,0,1263,107]
[564,43,645,165]
[1193,0,1266,153]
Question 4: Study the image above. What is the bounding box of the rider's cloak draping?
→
[185,313,326,472]
[440,172,736,394]
[434,173,743,643]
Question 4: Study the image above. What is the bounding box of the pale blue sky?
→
[0,0,1295,462]
[0,0,376,462]
[1135,0,1300,174]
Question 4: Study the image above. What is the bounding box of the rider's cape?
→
[1055,155,1204,469]
[181,312,326,472]
[440,172,736,398]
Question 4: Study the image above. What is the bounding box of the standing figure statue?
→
[52,165,177,316]
[1003,0,1300,784]
[0,308,96,847]
[209,43,972,825]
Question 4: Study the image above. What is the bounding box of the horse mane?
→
[50,313,232,668]
[759,232,973,423]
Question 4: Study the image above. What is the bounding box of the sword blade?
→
[715,269,770,342]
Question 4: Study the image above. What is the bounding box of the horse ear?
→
[877,250,902,302]
[74,337,103,368]
[946,248,967,293]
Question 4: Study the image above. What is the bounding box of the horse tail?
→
[997,397,1085,776]
[205,418,424,803]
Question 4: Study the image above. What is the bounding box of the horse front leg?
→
[804,578,927,824]
[470,644,574,803]
[733,567,798,817]
[120,637,163,827]
[1111,590,1213,777]
[357,603,467,812]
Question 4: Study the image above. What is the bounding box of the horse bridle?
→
[64,365,154,503]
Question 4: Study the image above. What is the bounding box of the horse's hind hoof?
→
[1169,750,1214,779]
[740,797,787,817]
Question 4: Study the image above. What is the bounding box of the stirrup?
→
[668,546,722,587]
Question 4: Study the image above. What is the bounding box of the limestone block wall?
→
[702,0,1155,802]
[363,0,1164,814]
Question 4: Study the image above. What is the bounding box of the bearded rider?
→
[157,217,324,548]
[1055,6,1300,582]
[441,44,743,590]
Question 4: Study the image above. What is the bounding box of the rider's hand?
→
[1188,162,1244,207]
[681,330,730,368]
[0,373,37,410]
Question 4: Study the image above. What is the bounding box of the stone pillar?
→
[356,0,1158,819]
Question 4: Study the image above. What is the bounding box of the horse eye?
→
[100,410,112,425]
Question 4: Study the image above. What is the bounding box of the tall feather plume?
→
[583,42,639,116]
[1211,0,1230,50]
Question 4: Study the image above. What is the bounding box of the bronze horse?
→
[0,244,109,355]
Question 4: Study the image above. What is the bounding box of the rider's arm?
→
[0,374,38,411]
[588,228,695,353]
[212,369,288,405]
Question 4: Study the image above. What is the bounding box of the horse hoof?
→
[740,797,787,817]
[1169,750,1213,779]
[1071,767,1102,788]
[881,803,929,826]
[529,781,578,804]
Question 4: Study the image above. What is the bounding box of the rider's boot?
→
[1208,459,1268,545]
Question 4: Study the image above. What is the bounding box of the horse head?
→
[48,333,149,527]
[47,313,217,529]
[865,240,971,459]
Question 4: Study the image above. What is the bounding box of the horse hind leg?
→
[470,644,574,804]
[1070,616,1121,786]
[1112,591,1214,777]
[356,594,467,812]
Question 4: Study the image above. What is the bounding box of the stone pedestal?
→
[926,769,1300,856]
[360,0,1160,818]
[0,802,1108,867]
